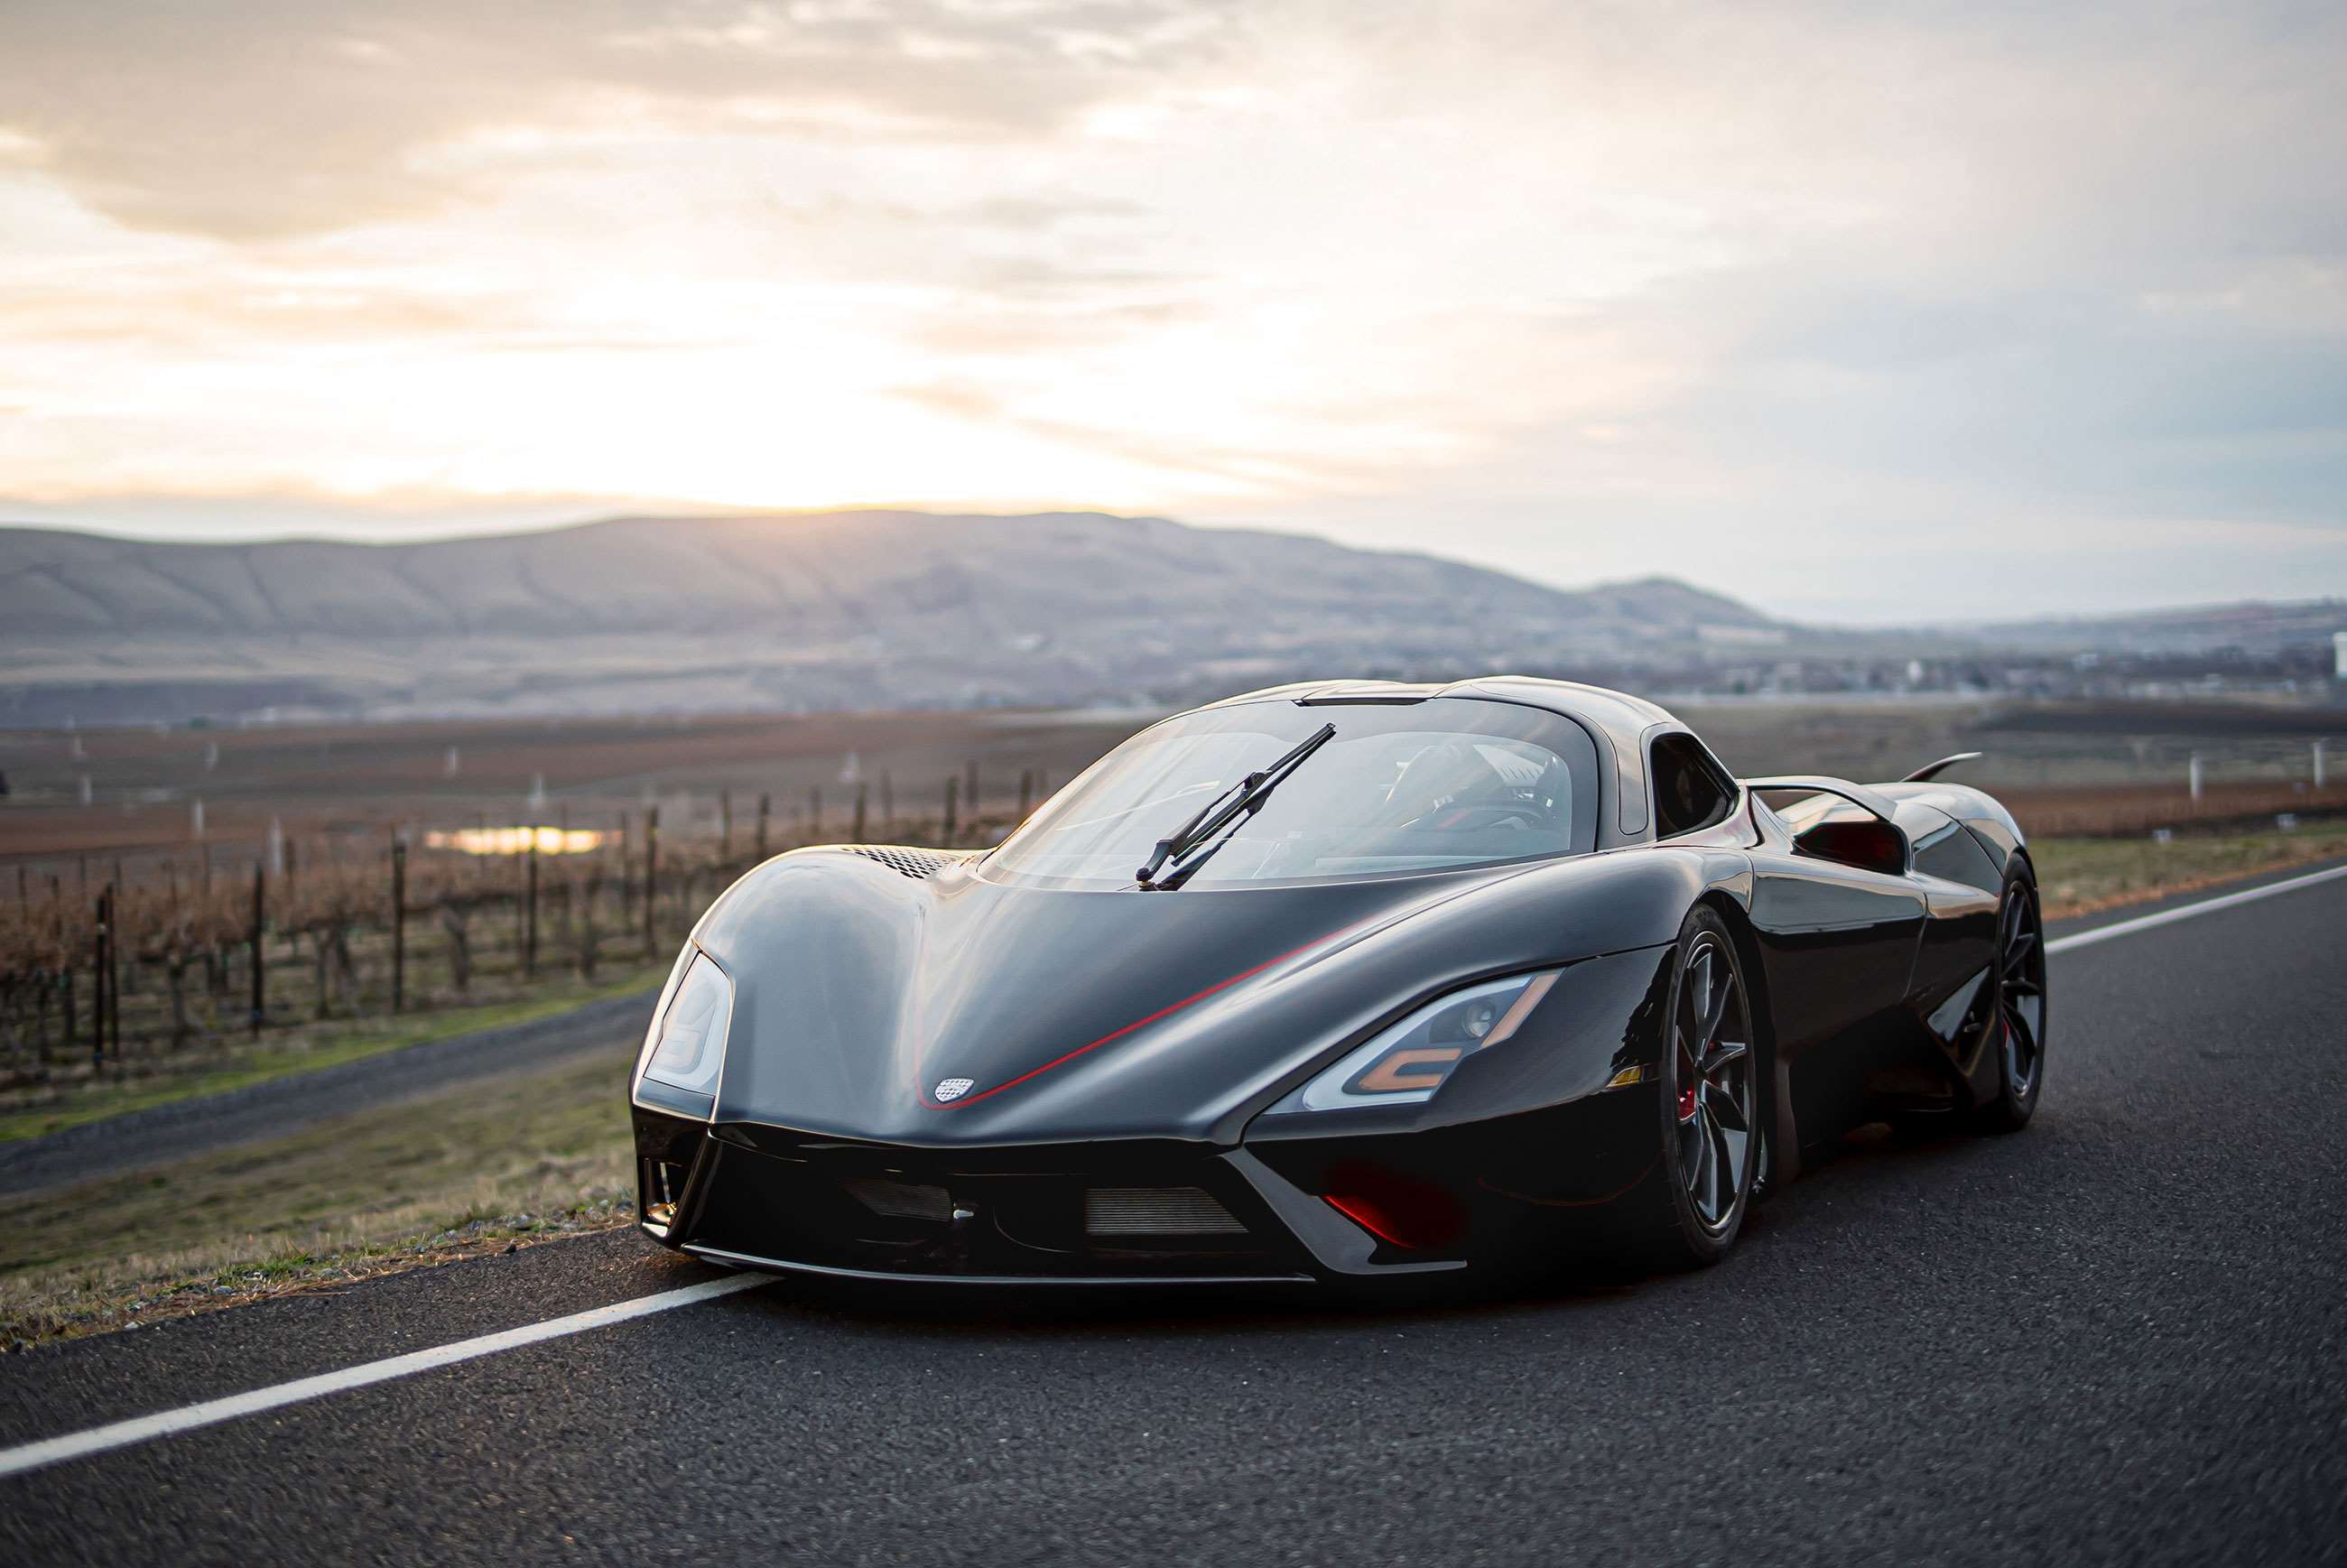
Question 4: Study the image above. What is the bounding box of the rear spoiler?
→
[1902,751,1982,783]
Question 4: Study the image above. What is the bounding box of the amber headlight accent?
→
[1274,970,1559,1113]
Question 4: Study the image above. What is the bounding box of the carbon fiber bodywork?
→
[630,678,2031,1285]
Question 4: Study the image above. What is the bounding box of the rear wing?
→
[1740,775,1900,823]
[1903,751,1982,783]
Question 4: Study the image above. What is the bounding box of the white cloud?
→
[0,0,2341,619]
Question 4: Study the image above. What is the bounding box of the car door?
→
[1742,793,1929,1143]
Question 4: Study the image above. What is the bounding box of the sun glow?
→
[424,826,609,858]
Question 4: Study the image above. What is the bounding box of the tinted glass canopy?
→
[986,697,1601,888]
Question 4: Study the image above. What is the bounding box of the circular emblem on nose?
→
[932,1077,975,1103]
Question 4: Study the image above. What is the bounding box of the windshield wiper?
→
[1135,722,1336,890]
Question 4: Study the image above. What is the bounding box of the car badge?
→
[933,1077,975,1103]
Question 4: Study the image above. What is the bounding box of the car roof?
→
[1192,676,1701,844]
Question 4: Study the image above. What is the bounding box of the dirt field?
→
[0,708,1152,868]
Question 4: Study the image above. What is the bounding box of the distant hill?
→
[0,512,1787,724]
[1968,598,2347,657]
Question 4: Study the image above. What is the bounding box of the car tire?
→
[1617,905,1760,1270]
[1972,865,2047,1134]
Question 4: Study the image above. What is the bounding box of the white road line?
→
[2045,860,2347,956]
[0,1272,767,1481]
[5,858,2343,1483]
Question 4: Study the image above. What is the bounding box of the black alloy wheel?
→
[1620,906,1759,1268]
[1977,870,2047,1132]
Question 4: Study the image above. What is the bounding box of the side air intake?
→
[841,1177,954,1224]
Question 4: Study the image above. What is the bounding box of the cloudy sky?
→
[1,0,2341,622]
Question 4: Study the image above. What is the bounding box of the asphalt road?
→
[5,867,2345,1566]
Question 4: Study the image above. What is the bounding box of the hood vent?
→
[843,846,970,880]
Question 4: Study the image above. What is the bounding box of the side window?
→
[1651,735,1736,840]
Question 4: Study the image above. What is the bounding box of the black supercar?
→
[630,678,2046,1286]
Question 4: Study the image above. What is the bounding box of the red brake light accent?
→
[1324,1193,1413,1248]
[1321,1163,1467,1250]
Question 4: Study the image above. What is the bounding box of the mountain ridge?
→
[0,510,1782,723]
[5,510,2336,724]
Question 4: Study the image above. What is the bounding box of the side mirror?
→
[1792,816,1908,877]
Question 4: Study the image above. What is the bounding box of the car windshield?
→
[985,697,1600,888]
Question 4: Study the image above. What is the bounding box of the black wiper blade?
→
[1135,722,1336,889]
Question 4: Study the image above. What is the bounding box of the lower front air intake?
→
[1084,1186,1248,1237]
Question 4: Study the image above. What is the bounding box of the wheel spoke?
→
[2005,999,2038,1065]
[1702,1077,1749,1134]
[1711,1115,1744,1219]
[2004,975,2042,999]
[1700,1039,1749,1077]
[1707,1112,1739,1220]
[1691,1109,1719,1220]
[1697,952,1730,1043]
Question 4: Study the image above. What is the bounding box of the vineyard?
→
[0,774,1041,1097]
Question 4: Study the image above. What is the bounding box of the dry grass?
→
[2006,783,2347,838]
[0,1049,638,1346]
[2032,821,2347,917]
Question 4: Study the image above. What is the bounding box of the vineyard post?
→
[756,793,770,859]
[108,884,123,1060]
[644,805,660,959]
[853,783,867,840]
[964,759,979,821]
[91,887,108,1070]
[809,786,821,838]
[1017,769,1033,821]
[881,772,894,832]
[249,863,265,1038]
[942,775,959,843]
[390,835,407,1015]
[524,837,539,980]
[53,874,71,1059]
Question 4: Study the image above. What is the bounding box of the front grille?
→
[682,1140,1295,1278]
[842,1177,954,1223]
[1085,1186,1248,1237]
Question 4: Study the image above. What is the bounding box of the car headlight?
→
[636,949,733,1098]
[1272,970,1560,1113]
